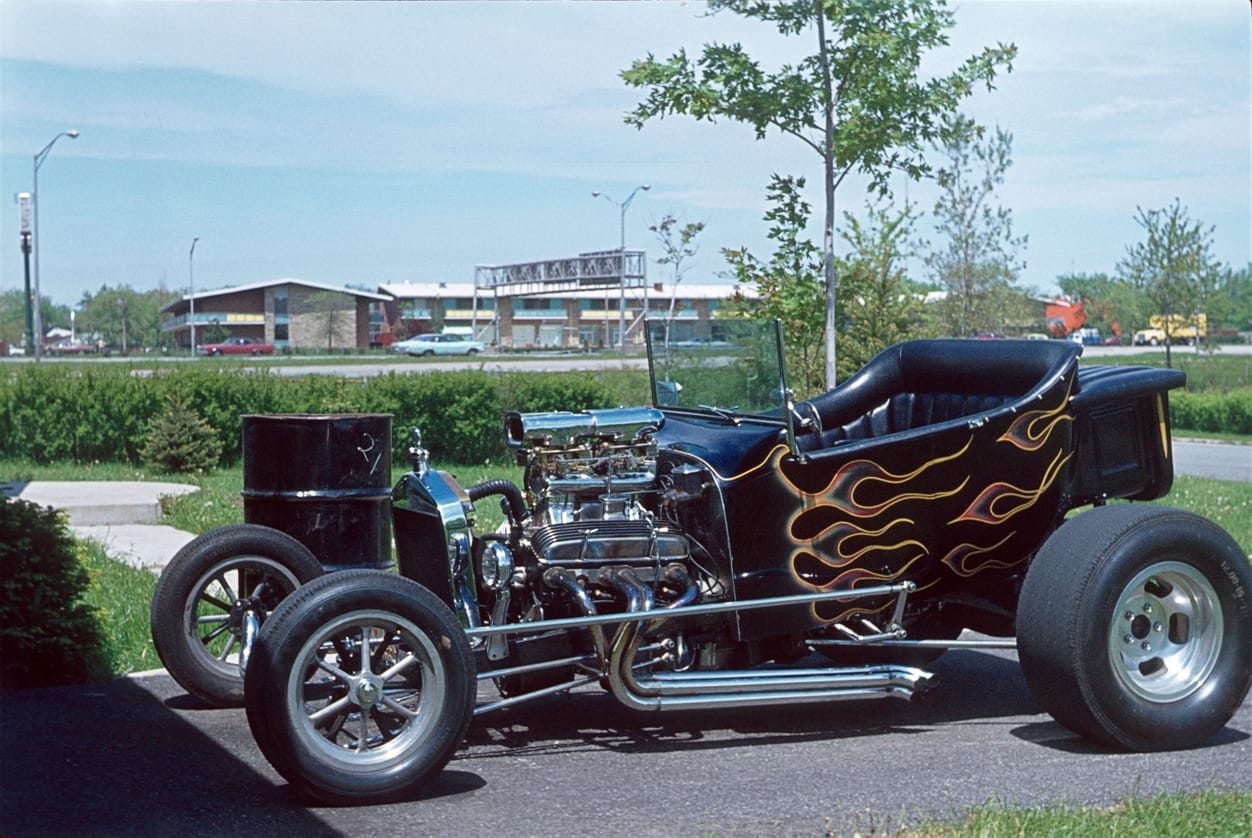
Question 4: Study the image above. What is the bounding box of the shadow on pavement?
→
[466,648,1039,759]
[0,676,338,837]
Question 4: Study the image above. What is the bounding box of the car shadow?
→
[465,648,1041,759]
[0,675,481,835]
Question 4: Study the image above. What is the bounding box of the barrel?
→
[241,413,394,571]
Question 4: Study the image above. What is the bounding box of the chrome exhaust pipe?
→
[543,566,608,663]
[606,621,933,713]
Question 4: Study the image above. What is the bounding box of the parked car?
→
[47,339,104,355]
[391,333,484,356]
[153,322,1251,805]
[196,337,275,356]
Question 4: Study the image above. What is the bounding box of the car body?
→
[156,319,1252,805]
[392,333,485,356]
[196,337,275,356]
[47,339,103,355]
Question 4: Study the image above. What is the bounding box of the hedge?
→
[1170,388,1252,436]
[4,366,1243,468]
[0,365,640,467]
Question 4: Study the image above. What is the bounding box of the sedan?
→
[391,333,485,357]
[196,337,275,356]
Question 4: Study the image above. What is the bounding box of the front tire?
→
[151,524,323,707]
[1017,505,1252,751]
[244,570,475,804]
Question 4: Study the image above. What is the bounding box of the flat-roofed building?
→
[160,278,391,351]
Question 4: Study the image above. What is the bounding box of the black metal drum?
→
[241,413,393,571]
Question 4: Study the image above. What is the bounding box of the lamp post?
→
[189,237,199,353]
[32,130,80,361]
[592,184,649,350]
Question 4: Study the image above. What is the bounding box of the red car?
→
[196,337,275,356]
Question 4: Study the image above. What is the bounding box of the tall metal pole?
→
[32,130,79,362]
[17,193,33,354]
[189,237,199,352]
[592,184,649,350]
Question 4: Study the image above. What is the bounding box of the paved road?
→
[3,647,1248,837]
[1174,439,1252,482]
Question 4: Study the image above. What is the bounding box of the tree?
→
[76,286,160,351]
[724,175,826,398]
[650,213,706,347]
[926,116,1026,337]
[1117,199,1223,367]
[836,200,931,378]
[1207,263,1252,335]
[622,0,1016,387]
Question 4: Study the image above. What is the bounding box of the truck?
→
[1133,314,1207,347]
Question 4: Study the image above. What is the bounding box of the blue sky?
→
[1,1,1248,309]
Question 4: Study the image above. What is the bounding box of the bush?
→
[0,497,111,688]
[1171,388,1252,435]
[0,365,642,468]
[140,394,221,474]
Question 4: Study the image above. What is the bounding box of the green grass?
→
[78,539,162,675]
[1155,474,1252,553]
[1084,351,1252,391]
[885,786,1252,837]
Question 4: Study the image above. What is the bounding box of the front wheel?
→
[244,570,476,804]
[1017,505,1252,751]
[151,524,324,707]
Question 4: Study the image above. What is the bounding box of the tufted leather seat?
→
[796,339,1082,451]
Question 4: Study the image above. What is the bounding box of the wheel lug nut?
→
[1141,641,1152,652]
[1123,635,1134,644]
[1154,623,1163,633]
[1124,611,1134,621]
[1143,604,1152,614]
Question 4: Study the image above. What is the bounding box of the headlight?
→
[479,541,514,591]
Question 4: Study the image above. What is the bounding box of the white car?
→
[391,333,485,357]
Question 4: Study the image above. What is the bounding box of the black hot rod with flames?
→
[152,320,1251,804]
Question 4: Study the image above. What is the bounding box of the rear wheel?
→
[245,570,475,804]
[151,524,323,707]
[1017,505,1252,751]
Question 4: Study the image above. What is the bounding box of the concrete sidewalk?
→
[8,480,200,571]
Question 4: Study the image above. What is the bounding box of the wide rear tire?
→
[244,570,475,804]
[1017,505,1252,751]
[151,524,323,707]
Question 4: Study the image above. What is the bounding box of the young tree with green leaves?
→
[836,200,930,378]
[1117,199,1223,368]
[650,213,706,347]
[622,0,1016,386]
[724,175,826,398]
[926,116,1026,337]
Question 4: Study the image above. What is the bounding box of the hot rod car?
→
[152,320,1252,804]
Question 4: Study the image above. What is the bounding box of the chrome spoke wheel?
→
[286,610,448,773]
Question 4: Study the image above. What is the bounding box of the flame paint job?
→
[691,364,1079,634]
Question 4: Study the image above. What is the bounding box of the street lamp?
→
[32,129,80,361]
[592,184,649,350]
[189,237,200,353]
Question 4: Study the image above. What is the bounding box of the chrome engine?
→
[505,407,691,588]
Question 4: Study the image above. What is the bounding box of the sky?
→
[1,0,1249,310]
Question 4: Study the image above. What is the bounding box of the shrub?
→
[140,394,222,474]
[0,497,111,688]
[1171,388,1252,435]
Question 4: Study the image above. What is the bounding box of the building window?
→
[275,323,289,342]
[274,287,288,317]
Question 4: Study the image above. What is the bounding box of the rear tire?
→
[1017,505,1252,751]
[151,524,323,707]
[245,570,475,804]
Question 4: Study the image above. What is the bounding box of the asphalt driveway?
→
[2,645,1248,837]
